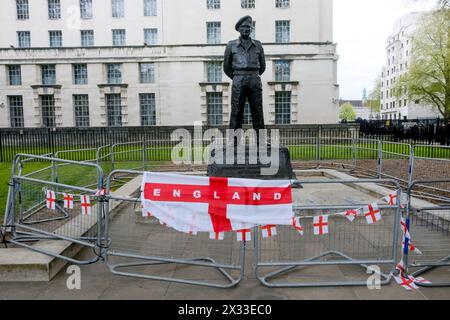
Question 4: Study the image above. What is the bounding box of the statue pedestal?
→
[206,144,296,180]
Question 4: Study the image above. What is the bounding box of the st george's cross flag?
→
[141,172,294,234]
[46,190,56,210]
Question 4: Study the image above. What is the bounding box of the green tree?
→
[394,9,450,120]
[368,73,382,113]
[339,102,356,121]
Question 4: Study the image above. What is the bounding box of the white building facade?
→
[380,12,439,120]
[0,0,339,128]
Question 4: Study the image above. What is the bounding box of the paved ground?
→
[1,175,450,300]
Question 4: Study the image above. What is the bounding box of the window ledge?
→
[31,84,62,89]
[199,82,230,86]
[97,83,129,88]
[267,81,299,85]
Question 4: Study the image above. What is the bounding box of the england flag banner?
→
[141,172,294,234]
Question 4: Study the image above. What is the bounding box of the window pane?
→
[16,0,29,20]
[8,65,22,86]
[80,0,93,19]
[242,101,253,125]
[207,62,222,82]
[107,63,122,84]
[112,0,124,18]
[275,20,290,43]
[241,0,255,8]
[144,28,158,45]
[73,95,90,127]
[206,0,220,9]
[112,29,126,46]
[49,31,62,47]
[144,0,157,16]
[73,64,88,85]
[106,94,122,127]
[140,63,155,83]
[18,31,31,48]
[81,30,94,46]
[274,60,290,81]
[207,92,223,125]
[40,95,56,127]
[140,93,156,126]
[275,91,291,124]
[8,96,24,128]
[48,0,61,19]
[41,65,56,85]
[207,22,221,44]
[275,0,289,8]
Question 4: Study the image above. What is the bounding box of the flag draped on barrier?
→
[140,172,294,234]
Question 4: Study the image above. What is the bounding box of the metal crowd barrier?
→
[404,179,450,287]
[254,178,402,287]
[3,154,106,265]
[104,169,245,288]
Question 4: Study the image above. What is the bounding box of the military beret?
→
[235,15,253,31]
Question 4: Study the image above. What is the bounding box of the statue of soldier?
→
[224,15,266,132]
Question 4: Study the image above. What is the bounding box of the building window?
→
[207,22,221,44]
[207,0,220,9]
[73,64,88,85]
[112,29,126,46]
[275,0,290,8]
[48,0,61,19]
[41,65,56,85]
[8,96,24,128]
[250,21,256,39]
[17,31,31,48]
[275,91,291,124]
[139,63,155,83]
[140,93,156,126]
[40,95,56,127]
[207,92,223,125]
[241,0,255,9]
[107,64,122,84]
[80,0,93,19]
[274,60,290,81]
[106,94,122,127]
[73,95,90,127]
[144,28,158,45]
[112,0,125,18]
[49,31,62,47]
[144,0,157,16]
[80,30,94,47]
[275,20,290,43]
[8,65,22,86]
[16,0,29,20]
[242,102,252,125]
[206,62,222,83]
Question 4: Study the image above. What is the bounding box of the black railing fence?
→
[0,124,360,163]
[0,121,449,163]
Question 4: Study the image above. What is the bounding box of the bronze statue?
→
[224,15,266,131]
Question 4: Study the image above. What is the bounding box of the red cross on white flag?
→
[141,172,293,234]
[292,217,304,236]
[46,190,56,210]
[237,229,252,242]
[413,277,431,285]
[313,215,329,235]
[396,260,406,275]
[261,225,277,238]
[337,209,360,222]
[63,193,74,209]
[363,203,382,224]
[384,191,399,206]
[394,275,419,290]
[209,232,225,241]
[80,195,91,216]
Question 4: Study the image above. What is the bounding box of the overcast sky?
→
[334,0,437,100]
